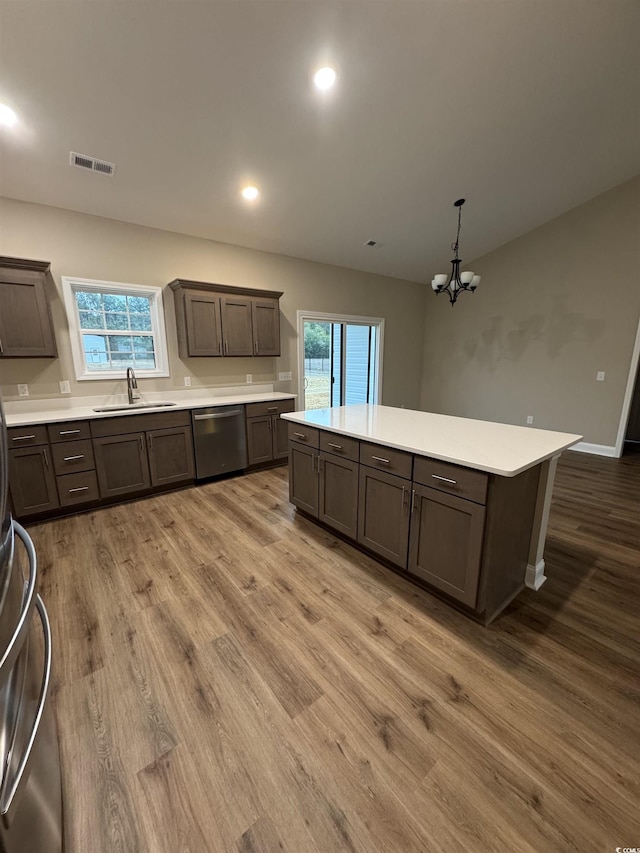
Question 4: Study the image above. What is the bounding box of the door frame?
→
[296,310,385,409]
[615,310,640,456]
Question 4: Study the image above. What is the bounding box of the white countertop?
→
[5,388,296,427]
[282,404,582,477]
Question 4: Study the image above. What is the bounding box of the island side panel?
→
[525,454,560,590]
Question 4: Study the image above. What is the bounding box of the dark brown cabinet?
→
[8,446,59,516]
[0,257,57,358]
[289,441,319,516]
[357,466,411,568]
[246,400,295,466]
[408,484,485,607]
[147,425,195,487]
[169,280,282,359]
[318,452,358,539]
[93,433,151,498]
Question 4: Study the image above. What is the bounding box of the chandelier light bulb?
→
[460,271,474,284]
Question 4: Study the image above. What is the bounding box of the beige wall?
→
[420,177,640,447]
[0,197,427,408]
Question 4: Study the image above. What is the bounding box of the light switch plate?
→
[59,380,71,394]
[596,371,605,381]
[278,371,292,381]
[17,384,29,397]
[526,415,534,424]
[246,374,253,384]
[184,376,192,387]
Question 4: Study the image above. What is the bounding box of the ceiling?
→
[0,1,638,284]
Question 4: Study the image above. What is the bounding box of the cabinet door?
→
[147,426,195,487]
[220,295,253,356]
[319,452,358,539]
[272,414,290,461]
[8,446,59,517]
[184,292,223,357]
[93,433,151,498]
[357,466,410,567]
[0,273,56,357]
[251,298,280,356]
[289,442,318,516]
[246,416,274,466]
[408,484,485,608]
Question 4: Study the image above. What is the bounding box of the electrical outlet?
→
[184,376,192,387]
[526,415,534,425]
[246,374,252,384]
[17,384,29,397]
[596,371,605,381]
[278,371,292,382]
[59,380,71,394]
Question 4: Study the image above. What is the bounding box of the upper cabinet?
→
[169,280,282,359]
[0,257,57,358]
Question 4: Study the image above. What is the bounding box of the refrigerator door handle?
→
[0,522,38,682]
[0,594,52,828]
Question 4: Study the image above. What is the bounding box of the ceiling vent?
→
[364,239,382,248]
[70,151,116,176]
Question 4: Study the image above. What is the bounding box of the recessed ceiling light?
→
[241,186,259,201]
[0,104,18,127]
[314,67,337,91]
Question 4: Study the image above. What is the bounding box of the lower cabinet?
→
[93,432,151,498]
[318,452,358,539]
[246,416,273,466]
[246,400,295,466]
[408,484,485,608]
[147,426,195,487]
[8,446,59,517]
[357,465,411,568]
[289,441,319,516]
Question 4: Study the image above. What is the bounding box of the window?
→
[297,311,384,410]
[62,277,169,380]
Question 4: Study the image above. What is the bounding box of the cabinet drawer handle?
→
[59,429,81,435]
[63,454,84,462]
[294,432,307,440]
[431,474,457,485]
[267,406,278,412]
[68,486,89,493]
[12,435,36,442]
[327,442,343,450]
[371,455,390,464]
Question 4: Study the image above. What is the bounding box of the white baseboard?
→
[569,442,618,458]
[526,559,547,590]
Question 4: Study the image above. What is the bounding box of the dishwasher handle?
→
[193,409,244,421]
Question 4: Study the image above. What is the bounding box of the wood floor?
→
[29,449,639,853]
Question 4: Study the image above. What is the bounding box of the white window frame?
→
[296,310,385,408]
[61,276,170,381]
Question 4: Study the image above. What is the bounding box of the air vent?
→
[70,151,116,176]
[364,239,382,248]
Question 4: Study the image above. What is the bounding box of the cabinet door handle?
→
[317,455,322,474]
[327,442,343,450]
[12,435,36,442]
[139,435,144,452]
[68,486,89,493]
[268,417,272,431]
[63,454,84,462]
[371,455,390,464]
[311,453,316,473]
[218,341,222,355]
[255,340,258,354]
[43,447,49,468]
[402,485,408,508]
[294,432,307,440]
[410,489,417,513]
[431,474,457,485]
[59,429,81,435]
[224,340,229,355]
[0,335,3,354]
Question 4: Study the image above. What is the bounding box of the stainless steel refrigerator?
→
[0,396,62,852]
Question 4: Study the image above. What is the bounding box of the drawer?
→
[48,420,91,443]
[413,456,488,505]
[246,398,295,418]
[7,425,49,447]
[51,439,95,475]
[360,441,413,480]
[319,431,359,462]
[287,422,320,448]
[56,470,100,507]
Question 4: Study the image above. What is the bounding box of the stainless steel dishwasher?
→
[191,406,248,479]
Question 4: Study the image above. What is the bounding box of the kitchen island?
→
[282,405,581,624]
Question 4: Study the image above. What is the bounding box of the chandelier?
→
[432,198,481,306]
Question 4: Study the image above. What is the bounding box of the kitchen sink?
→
[92,402,178,412]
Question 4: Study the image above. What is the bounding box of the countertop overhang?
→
[5,392,297,427]
[282,404,582,477]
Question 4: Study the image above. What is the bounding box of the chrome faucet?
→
[126,367,139,405]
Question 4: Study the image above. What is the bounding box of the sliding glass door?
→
[299,313,383,411]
